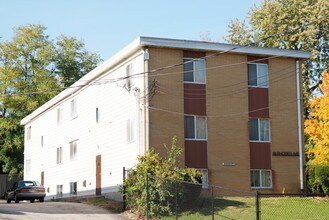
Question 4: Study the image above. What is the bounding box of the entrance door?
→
[96,155,101,195]
[41,171,44,186]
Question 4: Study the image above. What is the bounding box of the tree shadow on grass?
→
[177,197,252,219]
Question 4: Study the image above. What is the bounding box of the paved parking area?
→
[0,199,128,220]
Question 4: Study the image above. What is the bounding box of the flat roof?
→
[21,37,311,125]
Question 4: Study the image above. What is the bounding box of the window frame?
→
[184,115,207,140]
[183,58,206,84]
[251,169,272,189]
[70,99,78,119]
[26,126,31,141]
[56,184,63,197]
[197,169,209,189]
[249,118,271,142]
[127,118,135,143]
[41,136,44,148]
[125,63,133,92]
[56,147,63,165]
[248,63,269,88]
[57,107,63,125]
[25,159,31,175]
[96,107,100,123]
[70,140,78,161]
[70,182,77,195]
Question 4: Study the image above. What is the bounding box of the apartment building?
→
[21,37,310,198]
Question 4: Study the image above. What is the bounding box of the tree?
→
[304,71,329,193]
[225,0,329,104]
[305,71,329,165]
[0,24,101,174]
[123,137,202,217]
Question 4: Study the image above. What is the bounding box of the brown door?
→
[41,171,44,186]
[96,155,101,195]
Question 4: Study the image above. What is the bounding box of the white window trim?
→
[70,99,78,119]
[197,169,209,189]
[183,58,207,84]
[248,63,269,88]
[25,159,31,175]
[96,107,100,123]
[70,140,78,161]
[41,136,44,148]
[251,169,272,189]
[26,126,31,141]
[56,147,63,165]
[57,107,63,125]
[249,118,271,143]
[127,118,135,143]
[56,185,63,197]
[185,115,208,141]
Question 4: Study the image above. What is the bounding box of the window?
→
[127,118,135,143]
[26,126,31,140]
[249,118,270,142]
[198,169,209,188]
[57,107,63,125]
[125,64,133,92]
[56,147,62,164]
[41,136,44,148]
[56,185,63,197]
[184,59,206,83]
[251,170,272,188]
[248,63,268,87]
[184,115,207,140]
[70,182,77,195]
[96,107,100,123]
[70,99,77,118]
[70,140,77,161]
[26,159,31,175]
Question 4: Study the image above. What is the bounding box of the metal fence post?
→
[146,174,149,219]
[175,180,178,220]
[123,167,126,211]
[256,191,260,220]
[211,186,214,220]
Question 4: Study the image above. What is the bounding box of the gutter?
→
[21,38,143,125]
[296,59,305,192]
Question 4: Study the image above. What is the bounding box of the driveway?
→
[0,200,128,220]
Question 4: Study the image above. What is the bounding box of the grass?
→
[160,196,329,220]
[77,196,124,213]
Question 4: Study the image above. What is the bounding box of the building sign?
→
[272,151,299,156]
[222,162,236,166]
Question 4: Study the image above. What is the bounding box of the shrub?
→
[307,165,329,194]
[122,136,202,217]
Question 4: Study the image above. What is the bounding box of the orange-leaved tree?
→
[305,71,329,165]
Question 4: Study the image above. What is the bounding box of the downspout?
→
[134,88,141,155]
[144,48,150,153]
[296,59,304,192]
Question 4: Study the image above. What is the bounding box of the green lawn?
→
[161,196,328,220]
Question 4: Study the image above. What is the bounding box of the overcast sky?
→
[0,0,261,60]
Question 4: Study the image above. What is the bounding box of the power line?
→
[2,14,327,98]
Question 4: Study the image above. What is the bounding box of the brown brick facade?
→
[148,48,302,193]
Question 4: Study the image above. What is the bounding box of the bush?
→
[122,136,202,218]
[307,165,329,194]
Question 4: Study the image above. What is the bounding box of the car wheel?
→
[39,198,44,202]
[6,199,11,203]
[30,199,35,203]
[14,195,19,203]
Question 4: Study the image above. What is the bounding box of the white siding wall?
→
[24,51,146,198]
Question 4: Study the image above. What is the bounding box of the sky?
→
[0,0,262,60]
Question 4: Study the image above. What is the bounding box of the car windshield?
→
[18,181,40,187]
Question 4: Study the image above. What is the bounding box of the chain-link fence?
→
[123,171,328,219]
[144,175,257,220]
[257,193,329,220]
[0,174,22,198]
